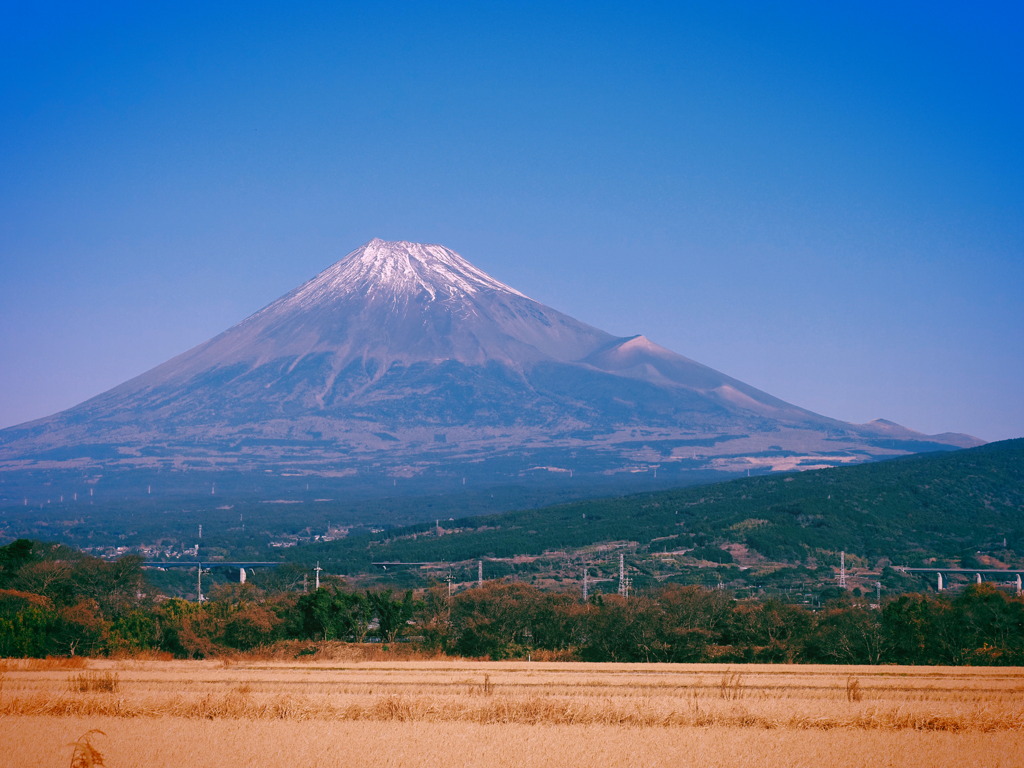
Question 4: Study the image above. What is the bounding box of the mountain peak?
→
[277,239,528,310]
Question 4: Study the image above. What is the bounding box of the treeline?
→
[430,581,1024,665]
[0,538,414,658]
[2,539,1023,664]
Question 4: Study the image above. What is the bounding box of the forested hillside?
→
[294,439,1024,574]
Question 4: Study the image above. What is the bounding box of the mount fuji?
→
[0,239,980,494]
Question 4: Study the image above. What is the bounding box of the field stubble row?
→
[1,659,1022,731]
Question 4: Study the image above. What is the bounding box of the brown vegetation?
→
[67,671,119,694]
[67,730,106,768]
[2,659,1022,730]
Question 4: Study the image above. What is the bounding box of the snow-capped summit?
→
[0,239,982,485]
[155,239,612,375]
[272,239,529,310]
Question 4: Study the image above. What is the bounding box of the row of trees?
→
[2,540,1023,663]
[424,581,1024,664]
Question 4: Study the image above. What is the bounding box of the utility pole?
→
[195,523,205,602]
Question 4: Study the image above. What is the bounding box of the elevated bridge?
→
[142,561,281,585]
[893,566,1022,593]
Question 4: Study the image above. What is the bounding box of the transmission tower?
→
[838,551,847,589]
[618,553,630,597]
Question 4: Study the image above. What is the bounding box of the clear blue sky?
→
[2,1,1022,442]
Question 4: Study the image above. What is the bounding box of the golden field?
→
[1,654,1022,767]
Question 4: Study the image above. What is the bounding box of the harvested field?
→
[2,658,1022,767]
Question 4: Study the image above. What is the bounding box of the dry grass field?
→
[1,653,1022,767]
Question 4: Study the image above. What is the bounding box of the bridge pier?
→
[937,572,944,591]
[976,572,983,584]
[239,567,247,584]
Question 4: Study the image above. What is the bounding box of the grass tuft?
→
[68,729,106,768]
[719,670,743,700]
[846,676,863,703]
[68,671,120,694]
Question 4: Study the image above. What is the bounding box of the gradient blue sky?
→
[2,1,1022,442]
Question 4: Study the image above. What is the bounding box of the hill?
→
[291,439,1024,590]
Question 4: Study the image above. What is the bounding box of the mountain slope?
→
[0,239,980,490]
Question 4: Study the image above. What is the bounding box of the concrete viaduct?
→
[142,561,281,599]
[893,567,1023,593]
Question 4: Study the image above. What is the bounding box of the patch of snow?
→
[710,454,863,472]
[714,385,778,413]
